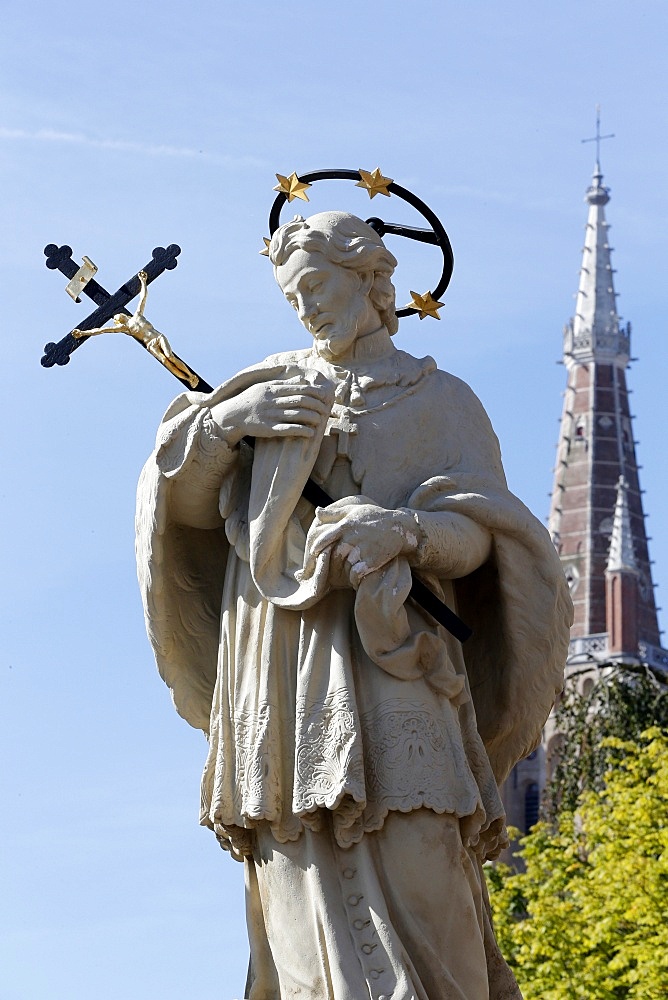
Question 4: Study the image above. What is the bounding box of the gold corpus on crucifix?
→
[72,270,200,389]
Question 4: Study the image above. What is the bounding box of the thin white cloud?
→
[0,126,264,168]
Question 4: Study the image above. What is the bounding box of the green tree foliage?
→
[487,729,668,999]
[546,664,668,818]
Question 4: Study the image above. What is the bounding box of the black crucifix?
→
[42,243,472,643]
[41,243,211,393]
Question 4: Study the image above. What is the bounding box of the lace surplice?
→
[183,349,507,859]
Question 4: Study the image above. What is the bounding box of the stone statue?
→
[73,270,199,387]
[136,211,572,999]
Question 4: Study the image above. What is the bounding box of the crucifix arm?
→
[72,317,131,339]
[136,270,149,314]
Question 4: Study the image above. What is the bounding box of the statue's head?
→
[269,211,398,361]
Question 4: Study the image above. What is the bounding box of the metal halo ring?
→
[268,168,454,319]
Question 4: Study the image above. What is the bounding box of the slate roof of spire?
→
[566,163,629,366]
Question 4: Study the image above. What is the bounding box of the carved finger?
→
[275,392,331,413]
[308,521,346,556]
[283,393,330,408]
[263,404,320,426]
[280,409,325,425]
[277,383,333,402]
[270,423,315,436]
[312,504,355,525]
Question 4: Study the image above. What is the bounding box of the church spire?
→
[548,150,665,669]
[501,138,668,843]
[564,161,630,367]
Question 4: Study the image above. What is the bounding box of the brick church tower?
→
[547,159,666,671]
[502,156,668,838]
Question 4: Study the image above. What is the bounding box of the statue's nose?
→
[299,301,317,325]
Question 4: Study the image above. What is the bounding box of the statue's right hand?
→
[210,380,332,446]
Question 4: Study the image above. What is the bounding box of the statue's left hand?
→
[305,497,420,589]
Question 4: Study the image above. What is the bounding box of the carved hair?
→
[269,212,399,335]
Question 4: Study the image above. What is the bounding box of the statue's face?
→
[276,248,373,361]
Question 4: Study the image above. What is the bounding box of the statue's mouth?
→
[311,319,334,337]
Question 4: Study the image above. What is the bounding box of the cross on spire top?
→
[581,104,615,166]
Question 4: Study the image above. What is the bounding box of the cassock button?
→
[362,943,376,954]
[353,919,367,930]
[347,894,362,906]
[342,868,356,879]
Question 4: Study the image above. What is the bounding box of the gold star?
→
[356,167,393,199]
[408,290,444,320]
[259,237,271,256]
[273,172,311,203]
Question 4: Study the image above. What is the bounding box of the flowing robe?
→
[136,345,572,999]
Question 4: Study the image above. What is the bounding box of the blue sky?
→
[2,3,667,998]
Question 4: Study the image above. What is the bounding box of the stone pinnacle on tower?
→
[605,476,640,662]
[607,476,637,575]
